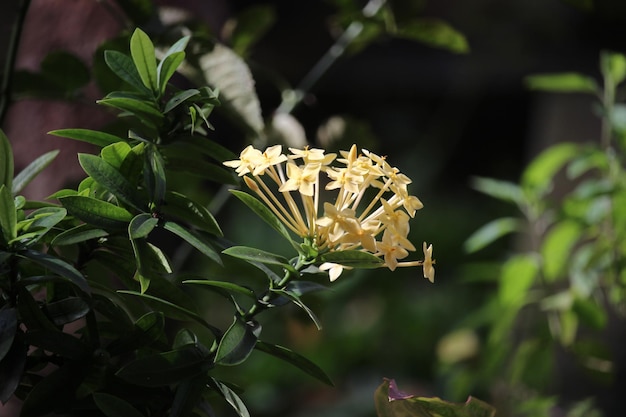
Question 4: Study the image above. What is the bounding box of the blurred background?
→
[2,0,626,416]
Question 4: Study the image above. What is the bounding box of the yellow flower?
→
[422,242,435,283]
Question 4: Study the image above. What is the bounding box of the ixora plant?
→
[0,29,493,417]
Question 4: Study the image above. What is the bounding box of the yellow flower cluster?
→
[224,144,434,282]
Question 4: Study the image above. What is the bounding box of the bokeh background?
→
[2,0,626,416]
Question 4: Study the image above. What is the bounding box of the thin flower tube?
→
[224,144,434,282]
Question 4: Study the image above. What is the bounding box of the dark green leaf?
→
[183,279,255,298]
[256,341,333,385]
[97,97,163,126]
[174,328,198,349]
[230,190,296,246]
[223,246,291,268]
[0,336,27,404]
[215,317,260,366]
[573,297,607,330]
[130,28,158,93]
[170,373,207,417]
[93,393,146,417]
[104,49,150,94]
[273,289,323,329]
[397,18,469,54]
[107,311,165,356]
[128,213,158,239]
[15,207,67,245]
[464,217,522,254]
[18,249,90,294]
[0,309,17,362]
[42,297,90,326]
[320,250,383,268]
[40,51,90,91]
[157,51,185,94]
[16,287,57,331]
[115,0,154,25]
[167,157,238,185]
[0,130,13,190]
[174,135,236,163]
[48,128,122,147]
[51,224,109,246]
[21,364,74,417]
[162,191,222,236]
[144,144,166,205]
[0,185,16,243]
[59,195,133,231]
[208,378,250,417]
[101,141,132,169]
[284,280,328,296]
[163,221,221,265]
[11,149,58,195]
[24,329,90,360]
[116,346,208,387]
[525,72,599,94]
[164,89,200,113]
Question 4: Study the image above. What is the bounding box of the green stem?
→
[0,0,31,127]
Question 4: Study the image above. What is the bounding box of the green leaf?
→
[541,220,582,282]
[24,329,90,360]
[144,144,166,206]
[572,296,607,330]
[16,287,57,331]
[0,337,27,404]
[104,49,150,93]
[273,289,323,329]
[60,195,133,231]
[522,143,580,195]
[128,213,158,239]
[230,189,296,245]
[499,254,539,309]
[170,373,207,417]
[18,249,90,294]
[397,18,469,54]
[0,185,17,244]
[320,250,383,268]
[525,72,599,94]
[21,364,74,417]
[464,217,522,254]
[0,309,17,362]
[48,128,122,147]
[230,5,276,56]
[255,341,333,385]
[157,51,185,94]
[42,297,90,326]
[40,51,90,91]
[208,378,250,417]
[15,207,67,245]
[164,89,200,113]
[471,176,523,205]
[51,224,108,246]
[183,279,256,299]
[0,130,13,190]
[97,97,163,126]
[601,51,626,85]
[101,141,132,168]
[215,317,260,366]
[222,246,291,268]
[162,191,222,236]
[166,157,238,185]
[106,311,165,356]
[116,346,208,387]
[12,150,59,195]
[93,393,146,417]
[130,28,158,93]
[163,221,221,265]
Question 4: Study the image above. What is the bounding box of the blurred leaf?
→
[128,213,158,239]
[24,329,90,360]
[572,296,607,330]
[93,393,146,417]
[157,51,185,94]
[284,280,328,296]
[471,177,523,205]
[230,4,276,56]
[162,191,222,236]
[51,224,108,246]
[0,130,13,190]
[0,185,17,243]
[522,143,580,195]
[256,341,333,385]
[18,249,90,294]
[116,346,208,387]
[0,309,17,362]
[215,317,260,366]
[559,309,578,346]
[525,72,599,94]
[208,378,250,417]
[130,28,158,93]
[223,246,292,269]
[40,51,90,91]
[42,297,90,326]
[464,217,521,253]
[183,279,256,299]
[60,195,133,231]
[115,0,154,25]
[163,221,222,265]
[541,220,582,282]
[397,18,469,54]
[320,249,383,268]
[197,44,264,136]
[12,150,59,195]
[499,254,539,309]
[107,311,165,356]
[601,50,626,85]
[0,337,27,404]
[374,379,495,417]
[104,50,151,94]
